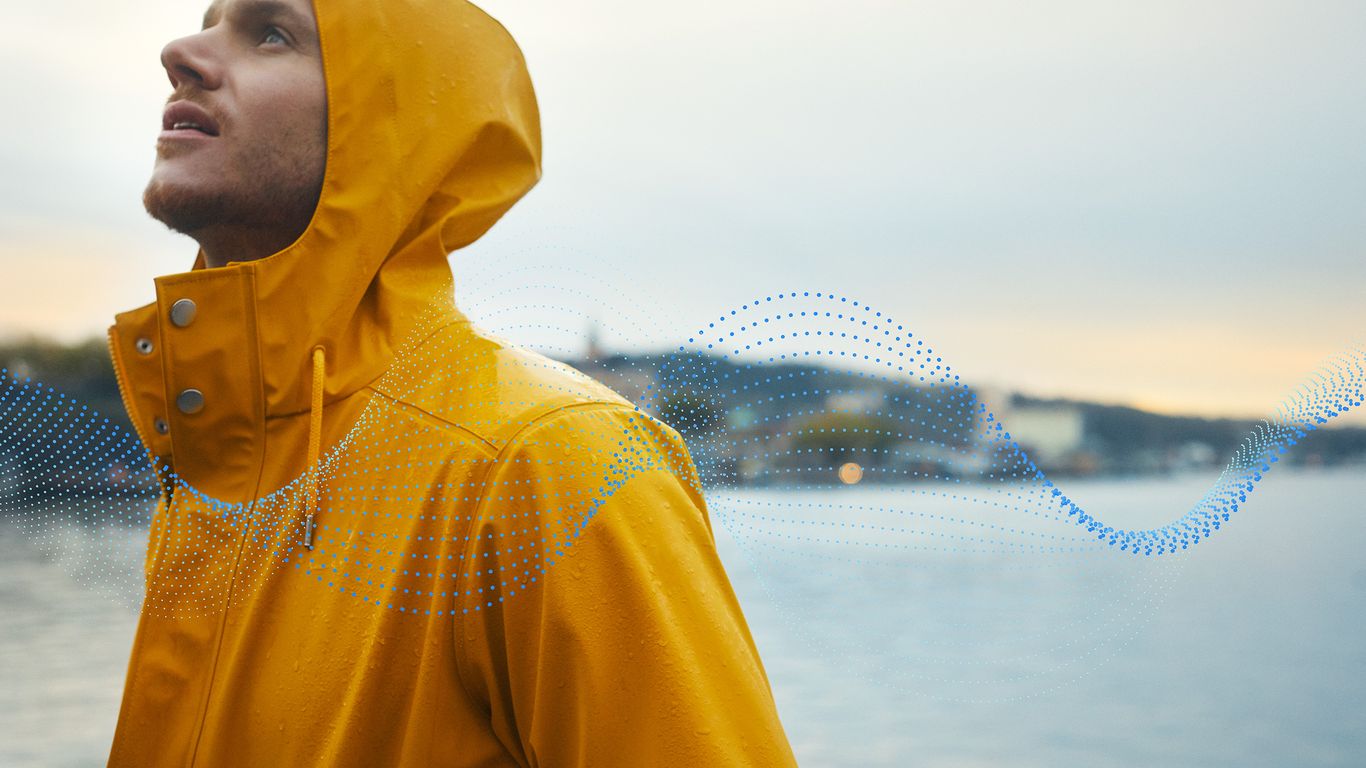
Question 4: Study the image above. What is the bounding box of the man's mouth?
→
[161,101,221,137]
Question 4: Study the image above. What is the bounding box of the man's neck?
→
[194,225,302,269]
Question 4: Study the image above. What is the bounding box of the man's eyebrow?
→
[201,0,316,34]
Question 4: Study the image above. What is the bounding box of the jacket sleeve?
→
[453,403,798,767]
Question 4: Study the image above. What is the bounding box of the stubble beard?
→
[143,175,242,235]
[142,134,324,248]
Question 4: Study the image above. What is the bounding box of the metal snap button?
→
[135,338,154,355]
[154,417,169,435]
[176,389,205,414]
[170,299,198,328]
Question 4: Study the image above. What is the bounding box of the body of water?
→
[2,467,1364,766]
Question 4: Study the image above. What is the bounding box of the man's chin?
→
[143,177,230,236]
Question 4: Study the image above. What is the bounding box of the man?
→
[106,0,799,765]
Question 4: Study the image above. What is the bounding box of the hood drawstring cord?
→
[303,345,326,550]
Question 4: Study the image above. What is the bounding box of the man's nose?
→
[160,34,221,91]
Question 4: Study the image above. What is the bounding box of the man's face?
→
[144,0,327,248]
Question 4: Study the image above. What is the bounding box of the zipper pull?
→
[303,513,315,550]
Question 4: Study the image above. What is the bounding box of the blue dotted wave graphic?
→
[644,291,1364,556]
[2,273,1362,698]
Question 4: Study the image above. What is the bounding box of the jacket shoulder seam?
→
[360,387,501,456]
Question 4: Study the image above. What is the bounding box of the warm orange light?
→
[838,462,863,485]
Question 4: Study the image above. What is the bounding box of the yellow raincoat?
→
[105,1,797,765]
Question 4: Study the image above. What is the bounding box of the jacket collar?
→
[109,250,461,504]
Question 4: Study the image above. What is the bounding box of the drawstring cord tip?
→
[302,346,326,553]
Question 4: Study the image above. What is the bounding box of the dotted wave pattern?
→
[647,292,1365,557]
[1,283,1361,635]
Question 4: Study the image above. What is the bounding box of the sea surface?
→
[2,466,1364,767]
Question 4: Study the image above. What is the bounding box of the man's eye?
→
[262,26,288,45]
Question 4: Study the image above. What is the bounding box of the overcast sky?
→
[1,0,1363,424]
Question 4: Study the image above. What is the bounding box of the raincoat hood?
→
[110,0,541,503]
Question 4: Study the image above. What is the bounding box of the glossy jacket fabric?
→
[105,1,797,765]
